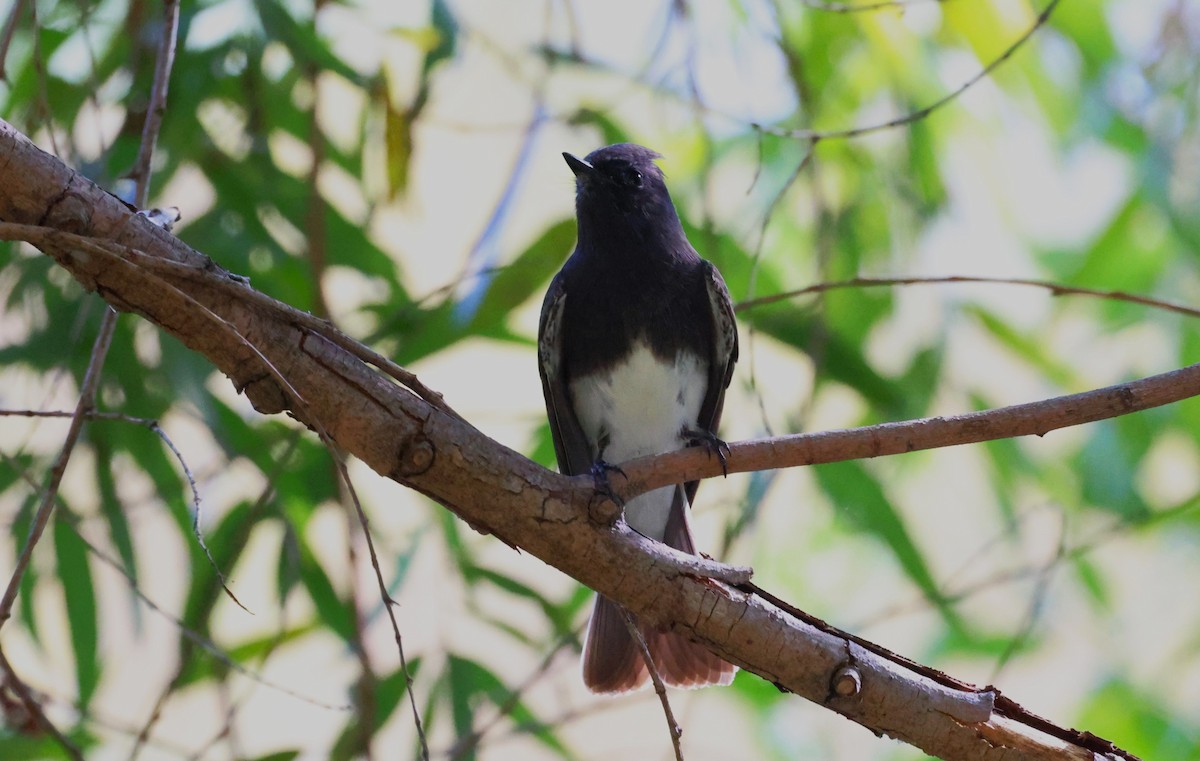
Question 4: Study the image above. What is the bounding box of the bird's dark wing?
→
[684,260,739,504]
[537,273,592,476]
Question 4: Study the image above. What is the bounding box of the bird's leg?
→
[683,427,730,477]
[589,459,627,507]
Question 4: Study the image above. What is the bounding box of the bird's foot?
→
[684,427,730,477]
[589,459,627,507]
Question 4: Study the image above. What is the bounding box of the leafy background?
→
[1,0,1199,759]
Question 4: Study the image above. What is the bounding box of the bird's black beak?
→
[563,152,593,178]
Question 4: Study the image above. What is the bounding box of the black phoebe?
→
[538,143,739,693]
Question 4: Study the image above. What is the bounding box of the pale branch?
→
[0,117,1140,760]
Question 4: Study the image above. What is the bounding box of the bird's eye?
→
[620,167,643,188]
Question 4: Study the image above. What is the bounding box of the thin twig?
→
[328,451,430,760]
[0,407,247,612]
[0,645,84,759]
[128,0,179,207]
[619,609,684,761]
[852,495,1200,632]
[0,409,158,424]
[446,634,574,760]
[0,312,116,629]
[746,144,816,300]
[989,509,1066,681]
[0,306,114,760]
[797,0,945,13]
[167,423,250,614]
[303,19,331,322]
[27,2,63,159]
[0,444,344,716]
[0,0,30,81]
[63,225,434,760]
[734,273,1200,319]
[753,0,1061,141]
[126,0,249,616]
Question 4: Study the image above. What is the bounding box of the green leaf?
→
[748,303,907,417]
[0,732,91,760]
[384,102,413,198]
[256,0,368,87]
[1075,419,1152,521]
[422,0,458,80]
[967,305,1078,389]
[446,655,572,758]
[1071,555,1110,610]
[298,538,355,642]
[245,752,301,761]
[466,566,576,637]
[53,519,99,708]
[1076,679,1200,760]
[92,436,138,623]
[814,461,957,626]
[330,661,422,761]
[467,220,575,332]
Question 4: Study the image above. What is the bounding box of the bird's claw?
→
[590,459,627,507]
[685,428,730,477]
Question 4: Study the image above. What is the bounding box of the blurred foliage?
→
[1,0,1199,759]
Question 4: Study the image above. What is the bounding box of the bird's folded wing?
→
[537,275,593,476]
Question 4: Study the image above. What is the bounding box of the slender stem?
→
[0,312,116,628]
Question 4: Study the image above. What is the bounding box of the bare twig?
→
[619,609,684,761]
[747,144,816,300]
[0,645,84,759]
[171,429,250,614]
[0,313,116,629]
[0,307,114,759]
[797,0,945,12]
[0,409,158,424]
[128,0,249,616]
[303,15,331,322]
[446,634,575,760]
[329,449,431,760]
[736,273,1200,319]
[753,0,1062,142]
[0,406,248,617]
[0,0,29,81]
[128,0,179,207]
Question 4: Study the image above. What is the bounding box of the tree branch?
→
[613,362,1200,503]
[0,117,1142,761]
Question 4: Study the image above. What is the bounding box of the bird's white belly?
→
[569,342,706,539]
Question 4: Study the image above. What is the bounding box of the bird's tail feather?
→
[580,486,737,694]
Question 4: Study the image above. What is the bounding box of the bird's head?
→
[563,143,675,224]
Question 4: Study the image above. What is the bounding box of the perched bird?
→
[537,143,739,693]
